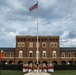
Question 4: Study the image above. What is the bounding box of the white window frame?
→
[29,42,33,47]
[42,51,46,58]
[29,51,33,57]
[68,53,72,57]
[18,42,25,47]
[10,53,13,57]
[3,53,7,57]
[52,51,57,58]
[50,42,58,47]
[19,51,23,58]
[42,43,46,48]
[62,53,65,58]
[50,43,54,47]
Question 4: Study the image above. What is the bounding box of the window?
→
[42,39,43,41]
[55,43,58,47]
[18,43,21,47]
[50,42,58,47]
[3,53,7,57]
[29,43,33,47]
[39,38,40,42]
[50,43,54,47]
[52,51,57,58]
[10,53,13,57]
[62,53,65,57]
[55,44,57,46]
[21,38,22,41]
[19,51,23,58]
[50,39,52,41]
[53,39,55,41]
[23,38,25,41]
[42,43,46,48]
[17,38,20,41]
[29,38,31,41]
[32,38,34,41]
[22,44,25,47]
[18,42,25,47]
[55,39,57,41]
[44,38,46,41]
[29,51,33,57]
[36,51,39,57]
[42,51,46,58]
[68,53,71,57]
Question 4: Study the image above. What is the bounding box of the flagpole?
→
[29,1,39,70]
[36,2,39,67]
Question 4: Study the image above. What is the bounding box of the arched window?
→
[29,51,33,57]
[36,51,39,57]
[52,51,57,58]
[3,53,7,57]
[19,51,23,58]
[42,51,46,58]
[68,53,71,57]
[10,53,13,57]
[62,53,65,57]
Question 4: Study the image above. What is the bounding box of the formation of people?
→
[23,64,54,73]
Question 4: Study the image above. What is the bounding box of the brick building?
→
[0,36,76,66]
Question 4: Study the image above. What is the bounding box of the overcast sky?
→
[0,0,76,47]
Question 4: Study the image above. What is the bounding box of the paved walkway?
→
[24,72,51,75]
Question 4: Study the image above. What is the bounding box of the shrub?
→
[54,64,76,70]
[0,64,22,70]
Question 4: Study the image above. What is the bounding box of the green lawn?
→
[49,70,76,75]
[1,70,76,75]
[0,70,26,75]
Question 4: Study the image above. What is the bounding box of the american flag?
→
[29,2,38,12]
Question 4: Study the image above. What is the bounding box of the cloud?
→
[60,38,76,47]
[6,0,25,11]
[0,0,76,47]
[39,0,57,9]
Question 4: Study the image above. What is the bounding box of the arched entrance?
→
[9,61,14,64]
[42,61,47,67]
[3,60,8,64]
[18,61,23,64]
[61,61,66,65]
[68,61,73,65]
[52,61,57,65]
[35,61,40,66]
[28,61,33,67]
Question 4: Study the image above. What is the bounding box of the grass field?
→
[1,70,76,75]
[49,70,76,75]
[0,70,26,75]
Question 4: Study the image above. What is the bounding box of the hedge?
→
[54,64,76,70]
[0,64,76,71]
[0,64,22,70]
